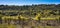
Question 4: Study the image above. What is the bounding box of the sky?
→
[0,0,60,5]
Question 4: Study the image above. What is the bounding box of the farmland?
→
[0,4,60,28]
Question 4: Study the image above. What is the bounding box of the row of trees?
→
[0,4,60,28]
[0,4,60,10]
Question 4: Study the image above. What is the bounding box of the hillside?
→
[0,4,60,28]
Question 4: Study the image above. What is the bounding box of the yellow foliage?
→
[2,16,18,20]
[20,15,29,19]
[33,13,41,20]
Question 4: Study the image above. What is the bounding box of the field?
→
[0,4,60,28]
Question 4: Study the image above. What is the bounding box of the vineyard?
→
[0,4,60,28]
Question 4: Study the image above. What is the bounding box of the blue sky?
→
[0,0,60,5]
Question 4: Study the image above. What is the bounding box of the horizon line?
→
[0,3,60,6]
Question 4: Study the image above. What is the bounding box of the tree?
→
[0,16,2,24]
